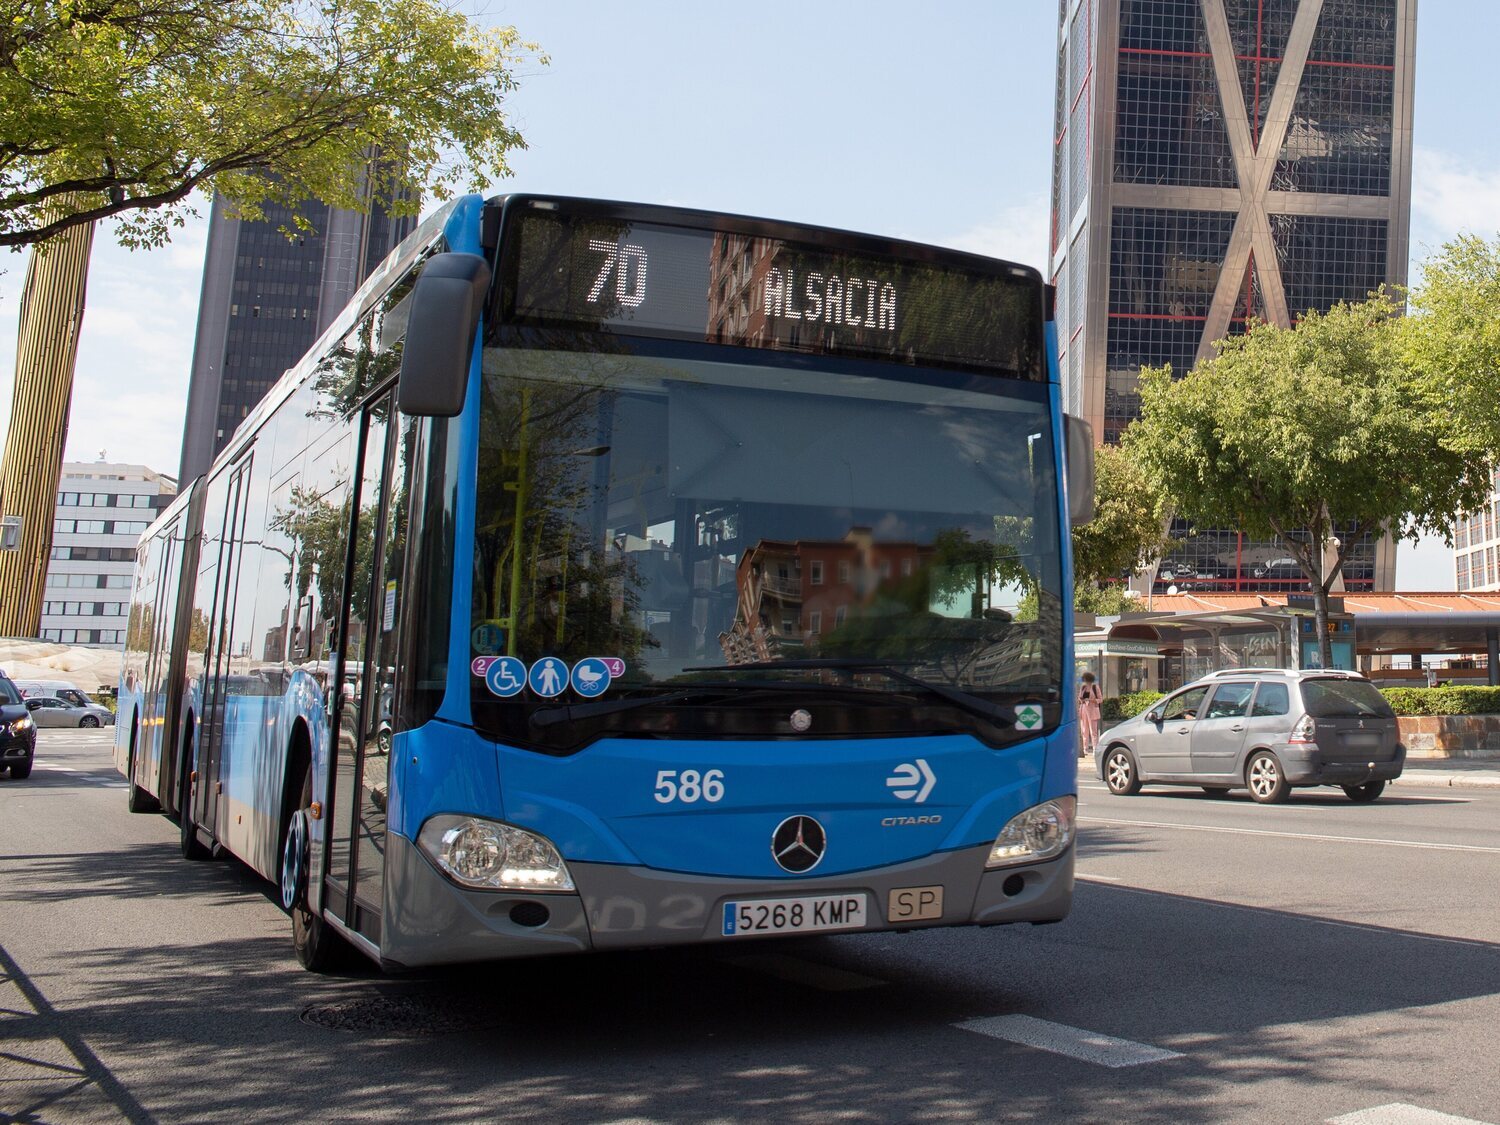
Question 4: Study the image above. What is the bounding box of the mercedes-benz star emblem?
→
[771,815,827,873]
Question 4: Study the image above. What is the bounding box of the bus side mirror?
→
[1064,414,1095,526]
[397,252,492,417]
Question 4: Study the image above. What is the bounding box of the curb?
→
[1391,773,1500,790]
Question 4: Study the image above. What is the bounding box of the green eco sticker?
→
[1014,704,1043,730]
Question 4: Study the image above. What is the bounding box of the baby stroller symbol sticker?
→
[571,657,616,698]
[528,657,569,698]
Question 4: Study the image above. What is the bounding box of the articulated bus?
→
[117,194,1094,971]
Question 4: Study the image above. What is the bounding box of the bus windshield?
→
[470,346,1064,751]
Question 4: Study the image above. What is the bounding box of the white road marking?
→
[725,953,885,992]
[1076,873,1123,883]
[956,1014,1182,1068]
[1080,816,1500,854]
[21,762,125,787]
[1328,1104,1497,1124]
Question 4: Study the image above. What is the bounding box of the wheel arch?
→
[280,718,314,843]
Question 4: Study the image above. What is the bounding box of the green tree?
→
[1403,234,1500,455]
[1071,443,1168,605]
[0,0,544,248]
[1124,293,1490,667]
[0,0,542,637]
[1073,581,1136,617]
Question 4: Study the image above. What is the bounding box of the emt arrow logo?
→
[887,759,936,804]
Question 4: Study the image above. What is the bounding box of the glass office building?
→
[178,178,416,484]
[1051,0,1416,593]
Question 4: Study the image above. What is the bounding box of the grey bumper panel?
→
[379,835,1074,966]
[575,844,1074,947]
[381,833,592,968]
[1279,744,1407,785]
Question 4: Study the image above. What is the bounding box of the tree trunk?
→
[0,201,95,637]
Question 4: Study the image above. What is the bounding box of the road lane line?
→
[1076,873,1123,883]
[955,1014,1182,1068]
[1328,1105,1497,1125]
[1080,816,1500,854]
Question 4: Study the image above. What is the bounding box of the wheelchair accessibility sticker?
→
[473,655,625,699]
[482,656,526,698]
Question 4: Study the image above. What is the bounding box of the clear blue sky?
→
[1,1,1496,585]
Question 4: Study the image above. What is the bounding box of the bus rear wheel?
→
[283,767,350,973]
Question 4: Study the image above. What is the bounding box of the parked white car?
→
[23,695,116,728]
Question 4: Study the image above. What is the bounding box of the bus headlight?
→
[418,815,575,892]
[986,797,1076,868]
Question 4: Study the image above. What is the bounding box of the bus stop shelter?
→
[1083,592,1500,691]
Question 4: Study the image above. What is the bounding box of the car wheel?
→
[10,761,31,780]
[79,715,99,728]
[1342,780,1386,803]
[284,767,350,973]
[1201,786,1231,798]
[1246,751,1289,804]
[1104,746,1143,795]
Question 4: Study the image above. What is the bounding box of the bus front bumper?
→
[381,834,1074,968]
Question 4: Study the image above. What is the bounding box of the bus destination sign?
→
[502,207,1044,379]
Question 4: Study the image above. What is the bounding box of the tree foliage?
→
[1072,443,1168,591]
[0,0,544,248]
[1124,292,1491,663]
[1403,234,1500,455]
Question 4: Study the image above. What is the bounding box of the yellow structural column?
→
[0,205,96,637]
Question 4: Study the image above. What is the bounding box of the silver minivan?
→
[1095,669,1404,803]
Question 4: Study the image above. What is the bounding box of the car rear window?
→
[0,677,20,705]
[1299,678,1394,718]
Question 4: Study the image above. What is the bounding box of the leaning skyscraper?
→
[1050,0,1416,593]
[178,175,417,485]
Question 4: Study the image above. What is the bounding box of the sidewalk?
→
[1394,757,1500,789]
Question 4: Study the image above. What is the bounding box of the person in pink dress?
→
[1077,671,1103,756]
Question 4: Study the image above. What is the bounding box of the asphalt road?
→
[3,730,1498,1124]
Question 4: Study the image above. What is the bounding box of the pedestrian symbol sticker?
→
[484,656,526,698]
[570,657,618,699]
[1014,703,1043,731]
[529,657,569,699]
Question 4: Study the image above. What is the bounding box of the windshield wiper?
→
[527,680,881,728]
[696,659,1015,728]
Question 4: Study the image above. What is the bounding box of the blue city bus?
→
[116,194,1094,971]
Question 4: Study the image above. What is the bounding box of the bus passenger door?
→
[327,394,405,941]
[196,456,252,842]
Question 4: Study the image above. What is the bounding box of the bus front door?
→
[326,393,407,945]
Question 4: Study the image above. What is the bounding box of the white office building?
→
[1455,468,1500,593]
[40,461,177,647]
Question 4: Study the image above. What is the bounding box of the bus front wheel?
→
[125,721,159,814]
[283,767,350,973]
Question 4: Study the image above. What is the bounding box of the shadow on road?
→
[0,941,156,1124]
[3,828,1498,1122]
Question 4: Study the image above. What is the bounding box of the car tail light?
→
[1289,714,1317,744]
